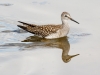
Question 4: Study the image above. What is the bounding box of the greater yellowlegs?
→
[17,12,79,39]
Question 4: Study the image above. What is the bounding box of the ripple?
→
[0,3,13,6]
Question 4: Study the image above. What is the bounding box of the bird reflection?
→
[22,36,79,63]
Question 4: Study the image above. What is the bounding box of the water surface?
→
[0,0,100,75]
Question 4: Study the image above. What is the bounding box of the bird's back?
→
[18,21,62,38]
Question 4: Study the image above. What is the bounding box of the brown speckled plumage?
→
[18,21,62,37]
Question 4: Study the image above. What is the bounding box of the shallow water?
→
[0,19,95,75]
[0,0,100,75]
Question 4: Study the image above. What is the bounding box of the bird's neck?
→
[62,19,68,25]
[61,19,69,30]
[61,19,70,34]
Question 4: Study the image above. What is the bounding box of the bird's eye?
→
[65,15,67,17]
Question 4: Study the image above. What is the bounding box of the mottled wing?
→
[17,21,62,37]
[31,25,62,37]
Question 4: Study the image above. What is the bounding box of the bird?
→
[17,12,79,39]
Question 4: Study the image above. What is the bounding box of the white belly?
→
[45,32,60,39]
[45,29,69,39]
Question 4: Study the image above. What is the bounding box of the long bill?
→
[69,17,79,24]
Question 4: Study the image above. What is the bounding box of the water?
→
[0,26,80,63]
[0,0,100,75]
[0,18,95,75]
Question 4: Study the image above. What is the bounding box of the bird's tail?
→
[17,25,27,30]
[17,21,36,34]
[18,21,36,27]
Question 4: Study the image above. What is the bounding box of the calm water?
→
[0,0,100,75]
[0,23,80,63]
[0,16,100,75]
